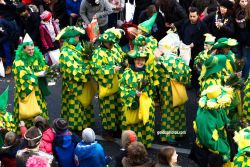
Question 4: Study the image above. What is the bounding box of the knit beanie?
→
[24,126,42,148]
[40,11,52,22]
[52,118,68,134]
[82,128,95,143]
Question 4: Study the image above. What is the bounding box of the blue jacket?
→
[66,0,81,15]
[74,141,106,167]
[53,130,80,167]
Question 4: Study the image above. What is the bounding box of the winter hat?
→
[53,118,68,134]
[138,12,158,34]
[0,86,9,112]
[127,50,149,60]
[105,27,125,42]
[24,126,42,148]
[132,35,147,47]
[33,116,47,125]
[82,128,95,143]
[16,3,28,15]
[219,0,234,10]
[40,10,52,22]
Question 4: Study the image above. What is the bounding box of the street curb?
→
[96,135,191,155]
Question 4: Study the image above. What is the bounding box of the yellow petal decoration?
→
[212,129,219,141]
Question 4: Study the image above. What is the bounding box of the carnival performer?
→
[12,34,49,129]
[57,26,95,131]
[242,73,250,124]
[154,37,191,144]
[198,54,227,92]
[232,126,250,166]
[194,33,216,73]
[192,85,234,166]
[91,30,120,140]
[119,50,157,148]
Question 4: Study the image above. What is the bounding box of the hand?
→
[19,121,25,127]
[136,90,142,97]
[37,70,46,77]
[71,13,78,17]
[190,43,194,48]
[114,66,121,72]
[215,22,223,28]
[55,19,59,23]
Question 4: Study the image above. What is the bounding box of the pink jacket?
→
[39,21,59,51]
[39,128,55,154]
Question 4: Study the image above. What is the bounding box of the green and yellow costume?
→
[155,52,191,142]
[57,26,94,131]
[194,85,234,162]
[91,31,119,131]
[232,127,250,167]
[242,74,250,124]
[119,50,157,148]
[12,37,49,129]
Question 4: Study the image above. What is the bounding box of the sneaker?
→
[5,66,11,75]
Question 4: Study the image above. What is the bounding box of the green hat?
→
[212,38,238,49]
[0,86,9,113]
[56,26,85,40]
[105,27,125,42]
[138,13,158,34]
[204,33,216,45]
[132,35,148,46]
[127,50,149,60]
[203,54,227,78]
[98,31,116,44]
[198,85,234,110]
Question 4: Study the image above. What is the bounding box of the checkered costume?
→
[242,74,250,124]
[59,42,94,131]
[155,53,191,142]
[119,67,157,148]
[12,46,48,130]
[91,46,119,131]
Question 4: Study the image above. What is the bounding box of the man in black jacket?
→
[180,7,208,88]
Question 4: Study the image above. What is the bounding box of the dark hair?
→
[4,132,17,146]
[155,0,176,15]
[190,0,217,13]
[33,116,49,132]
[156,146,176,166]
[234,0,250,20]
[189,6,199,14]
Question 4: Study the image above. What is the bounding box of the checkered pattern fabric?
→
[194,50,210,67]
[233,153,250,167]
[0,112,15,131]
[91,46,120,131]
[199,73,223,93]
[12,51,48,131]
[119,69,156,148]
[59,43,94,131]
[243,75,250,124]
[155,54,191,142]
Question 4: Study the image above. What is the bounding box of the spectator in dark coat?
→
[16,4,41,46]
[129,0,152,25]
[204,0,235,39]
[66,0,81,25]
[155,0,187,35]
[180,7,208,88]
[139,3,167,41]
[234,0,250,79]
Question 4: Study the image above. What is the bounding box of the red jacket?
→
[39,128,55,154]
[39,21,59,51]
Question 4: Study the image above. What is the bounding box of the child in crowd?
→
[53,118,80,167]
[0,131,26,167]
[122,142,154,167]
[114,130,137,167]
[74,127,107,167]
[155,146,179,167]
[34,116,54,154]
[16,126,57,167]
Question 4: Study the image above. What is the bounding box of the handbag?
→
[125,109,140,125]
[170,79,188,107]
[48,49,60,65]
[77,80,97,107]
[86,18,100,43]
[99,75,119,99]
[19,90,42,120]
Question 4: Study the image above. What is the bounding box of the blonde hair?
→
[121,130,137,149]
